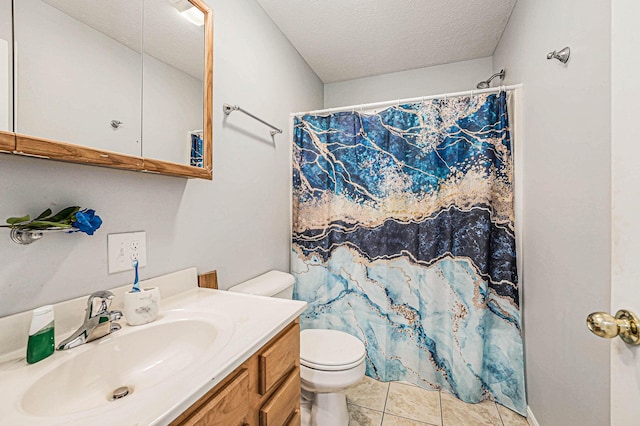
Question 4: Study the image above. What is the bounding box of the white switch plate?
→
[107,231,147,274]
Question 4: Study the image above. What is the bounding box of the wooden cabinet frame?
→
[0,131,15,152]
[3,0,213,180]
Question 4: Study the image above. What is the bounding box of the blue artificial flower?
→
[72,209,103,235]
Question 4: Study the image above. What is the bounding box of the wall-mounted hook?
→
[110,120,124,129]
[547,47,570,64]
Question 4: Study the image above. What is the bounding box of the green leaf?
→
[34,208,53,220]
[6,215,30,225]
[47,206,80,223]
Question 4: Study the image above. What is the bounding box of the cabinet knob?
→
[586,309,640,345]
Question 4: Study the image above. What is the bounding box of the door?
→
[610,0,640,424]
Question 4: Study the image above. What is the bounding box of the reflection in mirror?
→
[13,0,143,156]
[0,0,12,132]
[142,0,204,166]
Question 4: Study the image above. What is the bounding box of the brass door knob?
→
[586,309,640,345]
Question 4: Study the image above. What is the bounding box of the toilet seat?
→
[300,329,366,372]
[300,354,366,371]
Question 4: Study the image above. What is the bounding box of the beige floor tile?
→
[440,392,501,426]
[384,382,442,426]
[382,413,437,426]
[393,380,419,388]
[349,404,384,426]
[346,376,390,411]
[496,403,529,426]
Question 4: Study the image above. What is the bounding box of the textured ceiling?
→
[44,0,204,80]
[256,0,516,83]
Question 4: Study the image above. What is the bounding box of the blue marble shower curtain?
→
[291,92,526,415]
[190,133,204,168]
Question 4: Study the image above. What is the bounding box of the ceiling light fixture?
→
[171,0,204,26]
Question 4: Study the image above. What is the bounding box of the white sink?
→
[21,310,233,418]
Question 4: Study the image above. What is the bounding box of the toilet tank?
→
[227,270,295,299]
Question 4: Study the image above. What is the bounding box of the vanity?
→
[0,268,307,425]
[172,319,301,426]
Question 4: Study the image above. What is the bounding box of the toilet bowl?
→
[227,270,366,426]
[299,329,366,426]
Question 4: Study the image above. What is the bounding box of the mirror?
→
[0,0,11,134]
[14,0,143,157]
[7,0,212,179]
[142,0,205,167]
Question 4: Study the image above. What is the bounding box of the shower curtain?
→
[291,91,526,415]
[190,133,203,168]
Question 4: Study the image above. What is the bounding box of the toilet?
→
[228,270,366,426]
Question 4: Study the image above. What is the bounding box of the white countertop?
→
[0,269,307,425]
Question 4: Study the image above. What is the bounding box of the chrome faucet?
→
[57,290,123,350]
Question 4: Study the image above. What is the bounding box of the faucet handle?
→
[90,290,115,299]
[87,290,115,318]
[109,310,123,322]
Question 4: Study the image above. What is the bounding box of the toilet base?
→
[301,390,313,426]
[300,390,349,426]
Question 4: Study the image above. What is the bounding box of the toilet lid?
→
[300,329,366,371]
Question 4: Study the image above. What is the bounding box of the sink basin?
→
[21,311,233,417]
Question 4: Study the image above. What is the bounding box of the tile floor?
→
[345,377,530,426]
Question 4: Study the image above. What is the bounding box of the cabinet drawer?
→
[259,369,300,426]
[286,409,300,426]
[182,369,249,426]
[259,322,299,395]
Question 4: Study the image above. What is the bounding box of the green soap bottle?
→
[26,305,55,364]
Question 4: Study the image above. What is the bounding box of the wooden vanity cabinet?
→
[171,320,301,426]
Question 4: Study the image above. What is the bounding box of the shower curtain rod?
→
[291,84,523,117]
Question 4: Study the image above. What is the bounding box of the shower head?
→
[476,69,506,89]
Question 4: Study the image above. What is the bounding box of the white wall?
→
[323,57,492,108]
[0,0,323,317]
[493,1,611,425]
[611,1,640,423]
